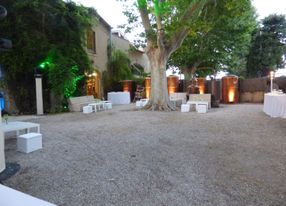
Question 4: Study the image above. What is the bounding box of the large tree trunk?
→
[145,48,175,111]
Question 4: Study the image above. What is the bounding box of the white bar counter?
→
[263,93,286,118]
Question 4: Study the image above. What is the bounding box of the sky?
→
[76,0,286,76]
[76,0,286,29]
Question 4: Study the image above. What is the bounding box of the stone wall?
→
[239,76,286,103]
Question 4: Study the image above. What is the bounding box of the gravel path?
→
[3,104,286,206]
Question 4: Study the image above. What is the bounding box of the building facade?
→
[85,15,111,99]
[111,31,151,73]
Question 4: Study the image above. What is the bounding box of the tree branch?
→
[155,1,166,51]
[167,0,208,55]
[137,0,153,45]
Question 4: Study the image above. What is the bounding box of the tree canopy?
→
[246,14,286,77]
[0,0,93,113]
[120,0,210,110]
[169,0,256,79]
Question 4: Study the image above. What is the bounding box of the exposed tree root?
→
[142,101,177,111]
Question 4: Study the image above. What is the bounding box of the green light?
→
[39,63,46,69]
[38,58,52,70]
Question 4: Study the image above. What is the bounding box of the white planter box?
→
[17,133,42,153]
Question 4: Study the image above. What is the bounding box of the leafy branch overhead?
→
[135,0,209,54]
[169,0,257,78]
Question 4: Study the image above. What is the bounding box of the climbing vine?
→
[0,0,95,113]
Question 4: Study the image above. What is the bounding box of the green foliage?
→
[44,49,84,98]
[246,14,286,77]
[108,48,133,82]
[169,0,256,77]
[121,0,209,48]
[103,47,132,93]
[0,0,93,112]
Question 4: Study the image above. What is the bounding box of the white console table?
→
[263,93,286,118]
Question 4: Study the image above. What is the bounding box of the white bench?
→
[169,93,187,104]
[0,184,56,206]
[68,96,96,112]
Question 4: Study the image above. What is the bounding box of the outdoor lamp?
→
[270,71,274,93]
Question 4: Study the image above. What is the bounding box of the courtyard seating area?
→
[2,103,286,205]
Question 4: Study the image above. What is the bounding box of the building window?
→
[87,29,96,53]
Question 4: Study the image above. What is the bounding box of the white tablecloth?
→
[107,92,130,104]
[263,93,286,118]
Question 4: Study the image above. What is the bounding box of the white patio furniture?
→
[181,104,190,112]
[187,101,209,112]
[88,102,104,112]
[0,184,56,206]
[68,95,96,112]
[136,101,142,108]
[141,99,149,107]
[170,93,187,104]
[263,93,286,118]
[107,92,130,104]
[197,104,208,113]
[82,105,92,114]
[188,94,211,109]
[135,99,149,108]
[17,133,42,153]
[102,101,112,110]
[2,121,40,137]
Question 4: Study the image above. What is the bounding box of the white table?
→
[263,93,286,118]
[107,92,130,104]
[0,184,56,206]
[88,102,104,112]
[1,121,40,137]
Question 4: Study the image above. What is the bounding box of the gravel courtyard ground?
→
[2,104,286,206]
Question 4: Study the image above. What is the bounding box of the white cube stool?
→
[141,99,149,107]
[197,104,207,113]
[83,105,92,113]
[136,101,142,108]
[17,133,42,153]
[104,102,112,110]
[181,104,190,112]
